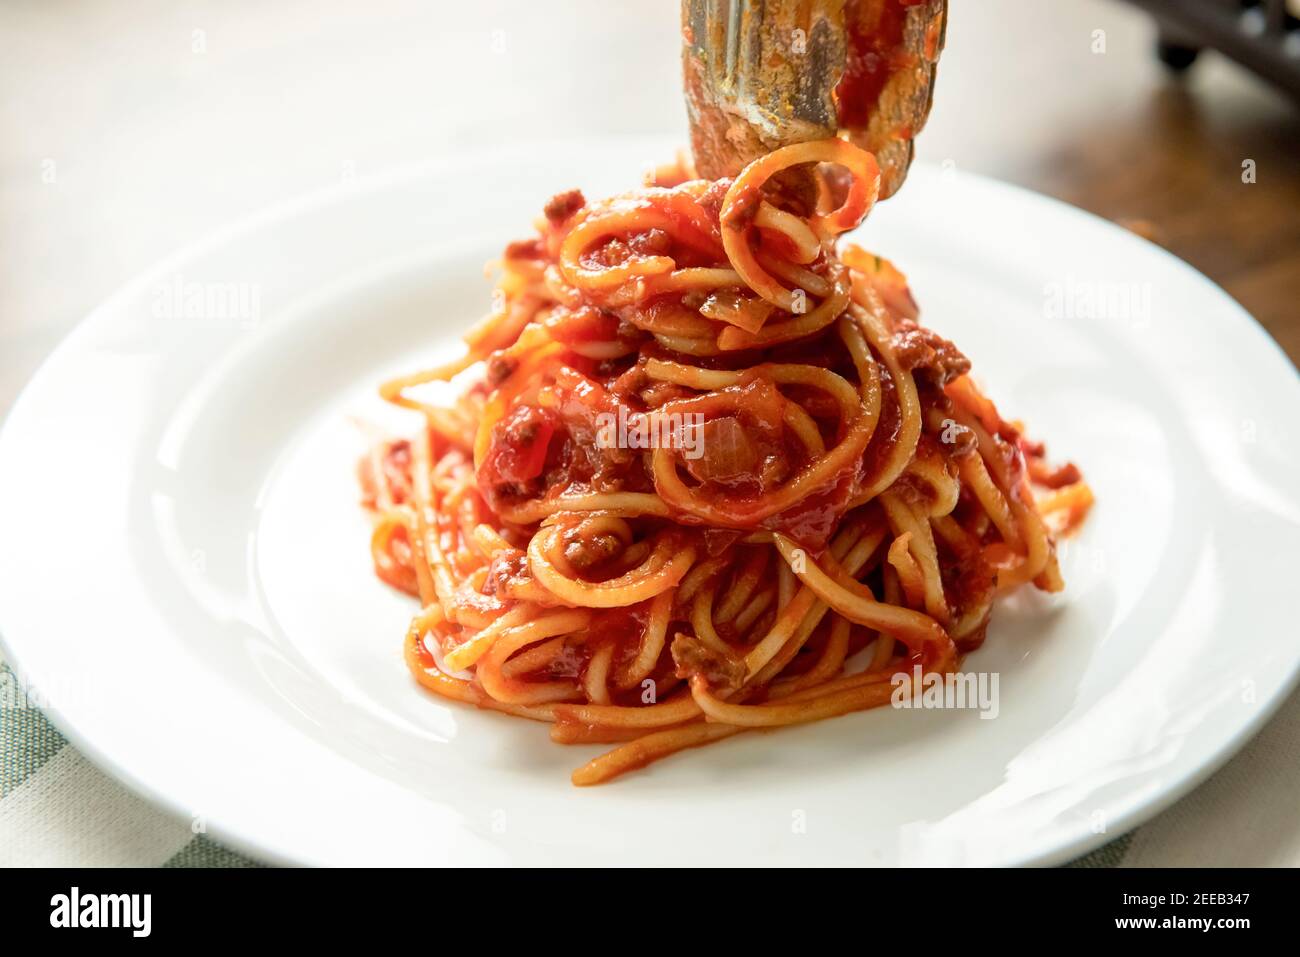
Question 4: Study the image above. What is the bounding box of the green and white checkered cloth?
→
[1,661,257,868]
[3,658,1296,867]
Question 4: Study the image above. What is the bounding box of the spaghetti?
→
[358,139,1092,785]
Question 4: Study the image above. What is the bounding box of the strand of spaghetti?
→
[462,297,531,355]
[370,510,419,596]
[652,398,872,525]
[475,609,593,705]
[527,527,696,607]
[731,586,775,634]
[772,533,949,649]
[956,451,1020,547]
[948,403,1061,590]
[757,250,833,297]
[777,558,796,612]
[582,644,615,704]
[929,512,974,555]
[625,301,717,338]
[879,492,950,623]
[720,139,880,309]
[849,298,924,501]
[497,492,671,525]
[750,519,886,685]
[753,201,821,263]
[434,460,477,563]
[567,513,633,547]
[404,497,438,609]
[741,581,820,679]
[567,338,636,361]
[559,192,721,291]
[690,580,725,648]
[642,360,839,459]
[500,636,571,678]
[409,429,461,618]
[713,547,769,623]
[717,267,850,351]
[550,723,658,745]
[644,359,861,409]
[552,693,703,729]
[886,532,926,607]
[949,593,995,641]
[912,452,963,518]
[876,566,905,663]
[676,551,734,602]
[571,723,743,787]
[652,333,719,356]
[788,616,852,693]
[363,438,400,513]
[615,589,674,689]
[689,674,896,727]
[403,623,555,722]
[771,664,911,703]
[383,386,476,452]
[642,357,737,389]
[471,332,564,469]
[1035,481,1095,535]
[443,604,535,671]
[379,356,476,398]
[836,313,884,429]
[470,523,517,557]
[639,267,744,296]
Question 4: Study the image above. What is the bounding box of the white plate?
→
[2,138,1298,867]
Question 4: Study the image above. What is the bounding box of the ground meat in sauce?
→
[628,228,672,256]
[890,321,971,385]
[609,362,649,399]
[484,552,530,596]
[590,238,632,268]
[504,409,545,449]
[544,189,585,224]
[358,439,413,509]
[695,178,732,219]
[671,633,746,693]
[504,238,542,260]
[486,355,518,386]
[563,530,624,571]
[720,184,761,230]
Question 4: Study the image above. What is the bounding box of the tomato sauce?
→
[835,0,926,132]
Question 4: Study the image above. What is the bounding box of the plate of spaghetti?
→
[1,137,1297,866]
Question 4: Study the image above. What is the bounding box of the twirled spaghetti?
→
[358,140,1092,785]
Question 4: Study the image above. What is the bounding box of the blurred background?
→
[3,0,1297,418]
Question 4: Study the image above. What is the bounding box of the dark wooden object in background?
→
[1126,0,1300,99]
